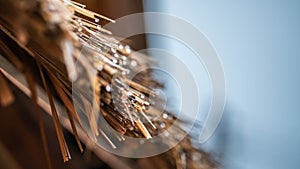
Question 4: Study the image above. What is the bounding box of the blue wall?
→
[144,0,300,168]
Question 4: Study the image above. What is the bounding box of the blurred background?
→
[143,0,300,169]
[1,0,300,169]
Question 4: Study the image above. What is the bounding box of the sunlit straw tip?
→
[136,119,152,139]
[70,1,86,8]
[94,13,116,23]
